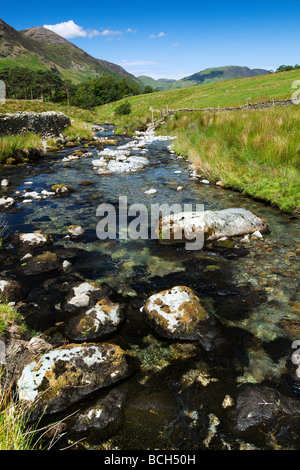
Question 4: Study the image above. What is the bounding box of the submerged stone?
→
[229,384,300,448]
[68,388,127,442]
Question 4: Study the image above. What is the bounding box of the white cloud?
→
[43,20,123,39]
[126,28,137,33]
[43,20,89,38]
[100,29,122,37]
[172,42,180,47]
[149,32,166,39]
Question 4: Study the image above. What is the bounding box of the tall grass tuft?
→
[0,133,42,163]
[163,107,300,213]
[0,376,41,450]
[63,119,94,140]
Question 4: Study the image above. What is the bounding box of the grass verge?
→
[161,107,300,213]
[0,133,42,163]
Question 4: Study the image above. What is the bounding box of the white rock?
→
[24,191,41,199]
[1,179,10,187]
[201,179,210,184]
[21,253,33,260]
[41,190,55,197]
[144,188,157,195]
[251,230,263,239]
[67,225,85,237]
[62,260,72,272]
[0,197,14,208]
[177,186,184,191]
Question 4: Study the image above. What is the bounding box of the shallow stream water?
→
[1,126,299,449]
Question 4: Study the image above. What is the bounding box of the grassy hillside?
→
[137,76,175,90]
[96,68,300,132]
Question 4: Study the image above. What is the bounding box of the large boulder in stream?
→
[143,286,224,351]
[156,208,268,245]
[17,343,130,419]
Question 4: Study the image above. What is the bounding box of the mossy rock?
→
[17,343,130,419]
[4,157,16,165]
[51,184,74,194]
[47,146,61,152]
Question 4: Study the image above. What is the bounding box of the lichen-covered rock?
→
[17,343,130,419]
[0,278,26,302]
[68,388,126,442]
[157,208,268,245]
[143,286,223,350]
[62,282,111,314]
[64,298,124,341]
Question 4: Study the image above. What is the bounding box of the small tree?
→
[115,100,132,115]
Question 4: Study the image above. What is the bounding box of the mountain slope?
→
[137,75,176,90]
[0,18,141,84]
[172,66,270,88]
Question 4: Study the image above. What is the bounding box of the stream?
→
[0,125,299,450]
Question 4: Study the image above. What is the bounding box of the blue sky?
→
[2,0,300,79]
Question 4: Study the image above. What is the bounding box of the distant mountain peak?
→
[21,26,69,45]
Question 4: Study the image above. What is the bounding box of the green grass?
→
[161,107,300,213]
[0,384,41,450]
[95,69,300,133]
[63,119,94,141]
[1,99,98,122]
[0,302,29,337]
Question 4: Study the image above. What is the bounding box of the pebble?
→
[177,186,184,191]
[201,179,210,184]
[1,179,11,187]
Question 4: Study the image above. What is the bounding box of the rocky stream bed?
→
[0,124,299,450]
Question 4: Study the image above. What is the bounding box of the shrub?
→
[114,101,132,116]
